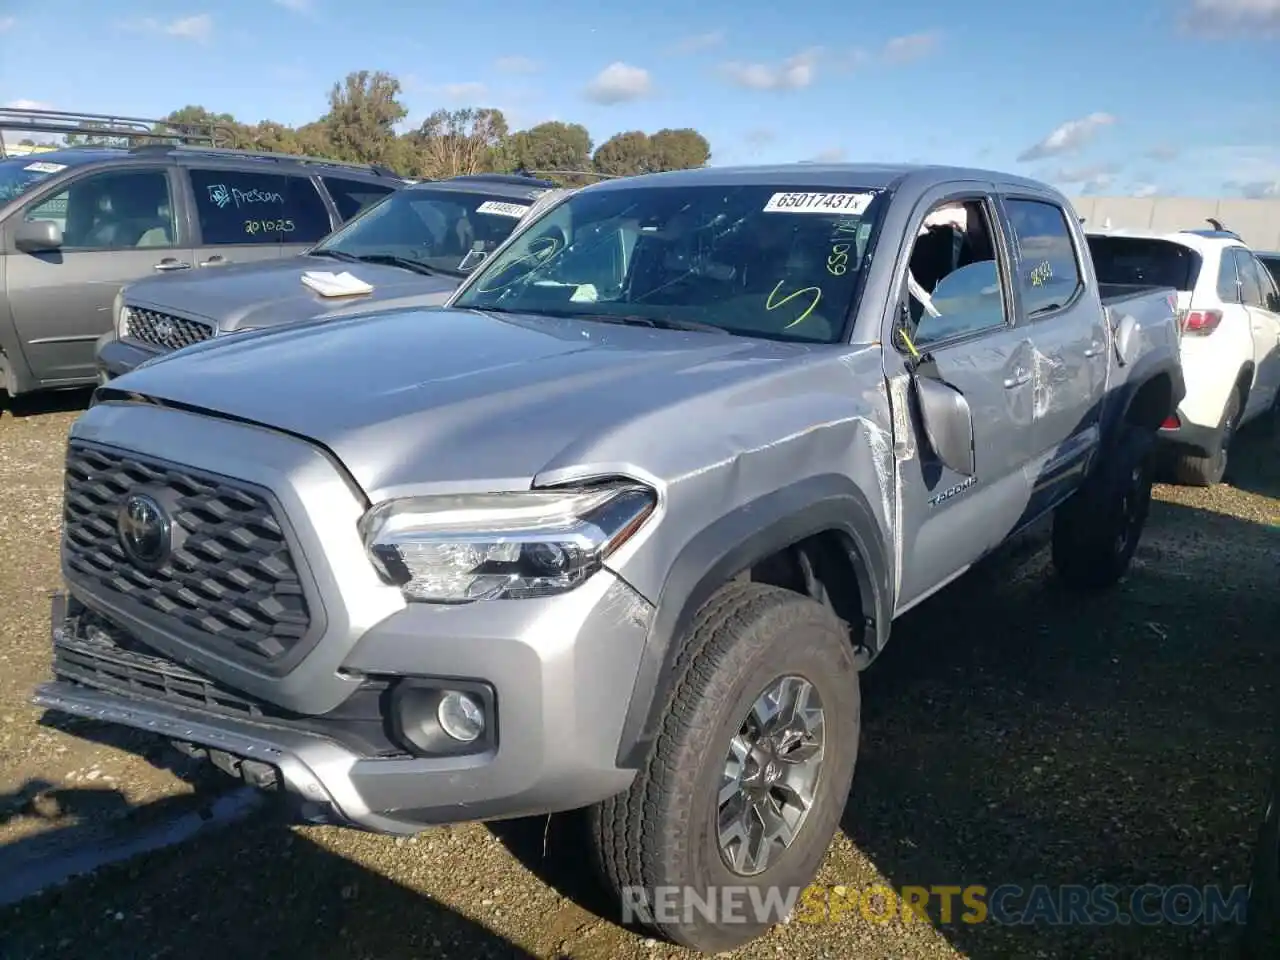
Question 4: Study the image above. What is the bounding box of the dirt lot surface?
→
[0,390,1276,960]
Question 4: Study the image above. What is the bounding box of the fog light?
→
[437,691,485,742]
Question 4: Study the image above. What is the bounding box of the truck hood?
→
[107,306,822,499]
[125,255,460,331]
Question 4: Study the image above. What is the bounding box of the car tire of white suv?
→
[1171,385,1241,487]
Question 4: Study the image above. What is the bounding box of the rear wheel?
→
[1052,427,1155,590]
[589,582,860,953]
[1171,386,1240,486]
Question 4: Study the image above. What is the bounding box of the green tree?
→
[649,128,710,171]
[321,70,408,167]
[408,108,509,178]
[505,121,593,180]
[593,130,653,176]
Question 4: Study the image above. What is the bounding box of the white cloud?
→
[583,62,652,104]
[273,0,312,11]
[1187,144,1280,196]
[437,82,489,101]
[1131,183,1160,198]
[0,16,16,32]
[723,48,821,91]
[1180,0,1280,37]
[881,31,941,64]
[669,30,726,55]
[811,147,847,162]
[4,99,53,110]
[495,56,540,73]
[1017,112,1116,162]
[124,14,214,42]
[1055,163,1120,194]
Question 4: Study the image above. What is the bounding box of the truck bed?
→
[1099,282,1176,307]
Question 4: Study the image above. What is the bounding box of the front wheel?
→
[1052,427,1155,590]
[589,582,860,953]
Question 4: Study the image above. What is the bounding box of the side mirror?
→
[15,219,63,253]
[914,375,976,476]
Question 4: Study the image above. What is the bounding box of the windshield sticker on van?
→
[476,200,531,218]
[23,161,67,174]
[763,192,876,215]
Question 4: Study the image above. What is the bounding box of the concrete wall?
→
[1066,196,1280,251]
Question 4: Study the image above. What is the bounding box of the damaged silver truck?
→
[35,163,1183,953]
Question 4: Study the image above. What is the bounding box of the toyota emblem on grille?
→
[154,318,176,342]
[117,493,170,567]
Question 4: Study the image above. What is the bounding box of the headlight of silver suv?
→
[358,481,656,603]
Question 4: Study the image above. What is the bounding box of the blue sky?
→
[1,0,1278,197]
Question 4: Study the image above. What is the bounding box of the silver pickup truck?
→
[35,163,1183,954]
[95,174,570,380]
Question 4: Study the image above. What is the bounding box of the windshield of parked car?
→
[451,183,886,343]
[311,187,540,277]
[0,156,78,205]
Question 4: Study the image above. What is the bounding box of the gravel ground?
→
[0,390,1276,960]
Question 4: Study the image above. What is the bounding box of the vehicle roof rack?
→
[127,143,399,178]
[447,172,560,188]
[0,106,233,157]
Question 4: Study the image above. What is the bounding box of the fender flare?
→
[614,474,893,769]
[1103,353,1185,453]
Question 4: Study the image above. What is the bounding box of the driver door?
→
[880,188,1037,613]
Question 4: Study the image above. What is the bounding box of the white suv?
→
[1087,228,1280,485]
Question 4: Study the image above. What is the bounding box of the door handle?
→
[199,255,228,267]
[1083,341,1103,358]
[153,259,191,272]
[1003,369,1031,389]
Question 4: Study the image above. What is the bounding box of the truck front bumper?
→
[35,571,651,834]
[95,331,164,383]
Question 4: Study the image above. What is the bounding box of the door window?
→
[321,176,396,222]
[23,170,175,250]
[1235,250,1265,309]
[1215,251,1241,303]
[902,198,1009,348]
[1249,255,1280,312]
[1004,198,1083,317]
[188,169,332,245]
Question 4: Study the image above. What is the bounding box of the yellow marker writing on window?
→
[767,280,822,329]
[898,328,921,359]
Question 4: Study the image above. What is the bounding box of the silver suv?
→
[0,108,401,397]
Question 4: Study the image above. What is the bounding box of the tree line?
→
[38,71,713,184]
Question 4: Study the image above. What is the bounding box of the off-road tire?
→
[1171,386,1240,486]
[1052,427,1155,590]
[589,582,860,953]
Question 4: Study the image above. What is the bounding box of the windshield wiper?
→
[354,253,454,277]
[546,311,732,335]
[309,248,361,262]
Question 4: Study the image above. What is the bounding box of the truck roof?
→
[407,174,560,202]
[579,162,1057,194]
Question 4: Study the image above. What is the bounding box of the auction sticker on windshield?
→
[23,161,67,174]
[763,192,876,214]
[476,200,531,218]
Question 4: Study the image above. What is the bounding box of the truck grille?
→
[62,441,314,665]
[125,307,214,350]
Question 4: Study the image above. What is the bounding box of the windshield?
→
[0,156,75,206]
[451,183,886,343]
[313,187,541,277]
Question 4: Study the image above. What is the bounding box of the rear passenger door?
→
[320,175,396,225]
[183,167,333,268]
[999,194,1105,517]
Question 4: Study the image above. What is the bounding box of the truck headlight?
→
[358,482,656,602]
[113,293,130,338]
